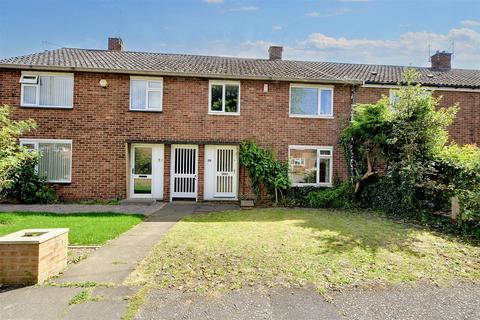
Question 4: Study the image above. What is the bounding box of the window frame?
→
[19,138,73,183]
[289,83,334,118]
[288,145,333,187]
[129,76,164,112]
[20,71,74,109]
[208,80,241,115]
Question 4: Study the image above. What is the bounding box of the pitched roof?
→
[1,48,480,89]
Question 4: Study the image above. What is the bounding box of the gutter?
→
[0,64,363,85]
[362,81,480,92]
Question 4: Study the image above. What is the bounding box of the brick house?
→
[0,38,478,202]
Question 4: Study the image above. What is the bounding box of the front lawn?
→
[0,212,144,245]
[127,208,480,293]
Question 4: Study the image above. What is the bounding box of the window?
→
[290,84,333,117]
[209,80,240,114]
[288,146,332,186]
[20,139,72,183]
[130,77,163,111]
[20,72,73,108]
[389,88,431,107]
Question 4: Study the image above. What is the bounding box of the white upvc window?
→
[208,80,240,115]
[20,139,73,183]
[288,145,333,186]
[20,72,74,108]
[130,76,163,111]
[389,88,432,107]
[289,84,334,118]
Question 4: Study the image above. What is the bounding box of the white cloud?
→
[202,0,223,3]
[228,6,259,12]
[272,26,282,31]
[461,20,480,28]
[306,12,320,17]
[194,27,480,69]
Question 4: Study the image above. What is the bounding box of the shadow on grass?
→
[178,208,453,258]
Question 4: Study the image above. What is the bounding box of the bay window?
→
[20,72,74,108]
[290,84,333,117]
[289,146,333,186]
[20,139,73,183]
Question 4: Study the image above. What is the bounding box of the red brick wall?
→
[1,68,478,200]
[356,86,480,145]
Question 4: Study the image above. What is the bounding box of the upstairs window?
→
[20,139,72,183]
[289,146,333,186]
[130,77,163,111]
[20,73,74,108]
[209,80,240,115]
[290,84,333,118]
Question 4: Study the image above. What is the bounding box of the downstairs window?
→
[288,146,333,186]
[20,139,73,183]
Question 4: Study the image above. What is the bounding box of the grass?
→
[0,212,144,245]
[68,288,103,305]
[127,208,480,293]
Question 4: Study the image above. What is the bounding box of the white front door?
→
[130,144,164,199]
[204,145,238,200]
[170,145,198,200]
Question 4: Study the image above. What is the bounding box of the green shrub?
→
[1,157,58,204]
[306,183,355,209]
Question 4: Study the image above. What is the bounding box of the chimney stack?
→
[268,46,283,60]
[431,51,452,70]
[108,37,124,51]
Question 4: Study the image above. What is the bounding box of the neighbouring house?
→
[0,38,478,202]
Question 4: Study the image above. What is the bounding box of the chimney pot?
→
[431,51,452,70]
[268,46,283,60]
[108,37,124,51]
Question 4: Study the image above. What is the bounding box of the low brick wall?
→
[0,229,68,285]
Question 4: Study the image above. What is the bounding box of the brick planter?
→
[0,228,69,285]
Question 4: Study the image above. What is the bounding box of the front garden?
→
[0,212,143,245]
[127,208,480,293]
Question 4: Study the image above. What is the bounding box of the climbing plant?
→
[239,141,291,205]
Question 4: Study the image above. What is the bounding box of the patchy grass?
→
[0,212,143,245]
[127,208,480,293]
[68,288,103,305]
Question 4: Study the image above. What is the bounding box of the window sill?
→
[48,181,72,184]
[292,183,333,187]
[289,114,334,119]
[208,112,240,116]
[129,109,163,113]
[20,105,73,110]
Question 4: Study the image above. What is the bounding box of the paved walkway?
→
[0,202,165,215]
[55,203,197,284]
[0,203,239,320]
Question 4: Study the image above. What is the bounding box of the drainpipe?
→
[349,84,359,183]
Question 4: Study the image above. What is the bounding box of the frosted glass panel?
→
[39,76,73,107]
[148,91,162,109]
[22,85,37,105]
[291,87,318,115]
[320,90,332,115]
[131,80,147,109]
[37,142,72,182]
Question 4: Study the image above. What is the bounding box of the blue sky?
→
[1,0,479,68]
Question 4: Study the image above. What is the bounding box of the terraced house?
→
[0,38,478,202]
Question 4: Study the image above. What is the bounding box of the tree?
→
[0,105,37,193]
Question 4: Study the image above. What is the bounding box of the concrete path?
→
[136,283,480,320]
[55,203,196,284]
[0,202,165,215]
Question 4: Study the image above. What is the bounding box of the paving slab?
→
[55,203,194,284]
[0,202,165,215]
[64,287,138,320]
[0,286,81,320]
[135,286,341,320]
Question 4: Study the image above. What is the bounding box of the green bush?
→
[1,157,58,204]
[306,183,355,209]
